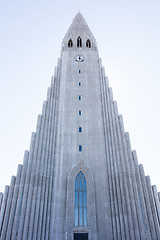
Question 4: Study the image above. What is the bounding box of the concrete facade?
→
[0,13,160,240]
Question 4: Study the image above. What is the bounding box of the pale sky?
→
[0,0,160,192]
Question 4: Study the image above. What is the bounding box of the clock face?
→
[75,55,84,62]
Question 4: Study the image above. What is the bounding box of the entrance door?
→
[74,233,88,240]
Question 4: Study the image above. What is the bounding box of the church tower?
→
[0,13,160,240]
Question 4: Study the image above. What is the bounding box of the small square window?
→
[79,70,81,73]
[78,111,82,116]
[79,96,82,100]
[79,127,82,132]
[78,82,81,86]
[79,145,82,152]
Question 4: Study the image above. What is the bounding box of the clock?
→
[75,55,84,62]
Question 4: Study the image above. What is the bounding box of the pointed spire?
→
[62,13,97,49]
[67,12,91,34]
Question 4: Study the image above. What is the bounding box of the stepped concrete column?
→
[46,76,59,239]
[111,100,127,239]
[38,88,54,240]
[1,176,16,240]
[6,164,23,239]
[106,87,122,239]
[139,165,157,239]
[29,102,49,239]
[152,185,160,225]
[49,64,62,240]
[99,63,115,240]
[36,100,51,240]
[17,132,36,240]
[0,186,9,234]
[41,81,55,240]
[117,114,135,240]
[119,116,140,240]
[99,70,117,239]
[132,151,152,240]
[0,193,3,210]
[43,85,57,239]
[22,108,46,240]
[27,112,48,239]
[11,150,29,240]
[145,176,160,239]
[125,132,146,239]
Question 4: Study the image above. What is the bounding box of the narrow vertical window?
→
[77,36,82,47]
[79,145,82,152]
[75,171,87,226]
[78,111,82,116]
[86,39,91,48]
[78,82,81,86]
[79,127,82,132]
[68,39,73,47]
[79,96,82,100]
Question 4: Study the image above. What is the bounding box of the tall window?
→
[77,36,82,47]
[75,171,87,226]
[68,39,73,47]
[86,39,91,48]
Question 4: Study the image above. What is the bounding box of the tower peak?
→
[66,13,93,36]
[72,12,87,23]
[62,13,97,50]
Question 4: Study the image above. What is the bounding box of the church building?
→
[0,13,160,240]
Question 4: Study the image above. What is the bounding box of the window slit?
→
[68,39,73,47]
[86,39,91,48]
[77,36,82,47]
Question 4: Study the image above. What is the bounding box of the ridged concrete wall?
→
[0,13,160,240]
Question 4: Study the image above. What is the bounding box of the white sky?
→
[0,0,160,192]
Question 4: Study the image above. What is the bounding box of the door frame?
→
[73,231,89,240]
